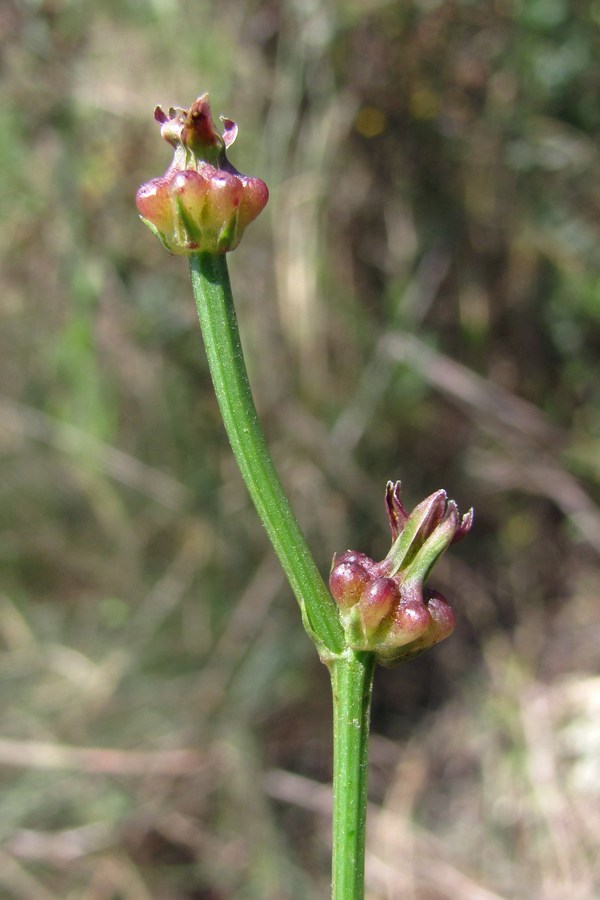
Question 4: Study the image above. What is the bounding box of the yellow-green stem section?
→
[189,252,344,655]
[330,651,376,900]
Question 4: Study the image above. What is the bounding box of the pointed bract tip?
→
[385,480,409,541]
[452,507,474,544]
[221,117,238,148]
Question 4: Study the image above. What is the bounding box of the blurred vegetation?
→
[2,0,600,896]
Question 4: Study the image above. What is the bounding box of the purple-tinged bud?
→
[333,550,379,574]
[198,167,243,218]
[384,489,448,577]
[393,601,431,643]
[329,558,371,609]
[171,169,212,206]
[170,166,245,252]
[237,174,270,231]
[329,481,471,665]
[170,169,212,249]
[424,590,456,643]
[137,94,268,255]
[136,176,176,240]
[378,590,456,665]
[372,601,429,663]
[358,576,400,631]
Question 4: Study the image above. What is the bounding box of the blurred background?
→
[2,0,600,897]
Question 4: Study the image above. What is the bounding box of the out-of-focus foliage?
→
[2,0,600,896]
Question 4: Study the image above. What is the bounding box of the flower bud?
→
[329,481,471,665]
[358,577,400,631]
[391,601,431,645]
[136,94,268,255]
[329,558,371,610]
[136,176,176,240]
[424,590,456,643]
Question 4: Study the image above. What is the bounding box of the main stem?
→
[189,252,373,899]
[330,651,376,900]
[189,252,343,655]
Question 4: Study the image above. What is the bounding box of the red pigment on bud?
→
[424,589,455,642]
[333,550,378,574]
[137,95,269,254]
[203,170,244,223]
[389,600,430,647]
[238,176,270,228]
[328,482,470,662]
[358,577,400,630]
[329,560,371,609]
[136,177,174,234]
[171,169,210,200]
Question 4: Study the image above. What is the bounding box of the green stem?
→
[330,651,376,900]
[189,252,344,656]
[189,252,373,898]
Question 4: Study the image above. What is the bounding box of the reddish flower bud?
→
[392,600,431,643]
[329,559,371,610]
[136,94,268,255]
[333,550,379,574]
[135,176,175,238]
[424,590,456,643]
[329,481,471,665]
[358,576,400,631]
[238,174,270,230]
